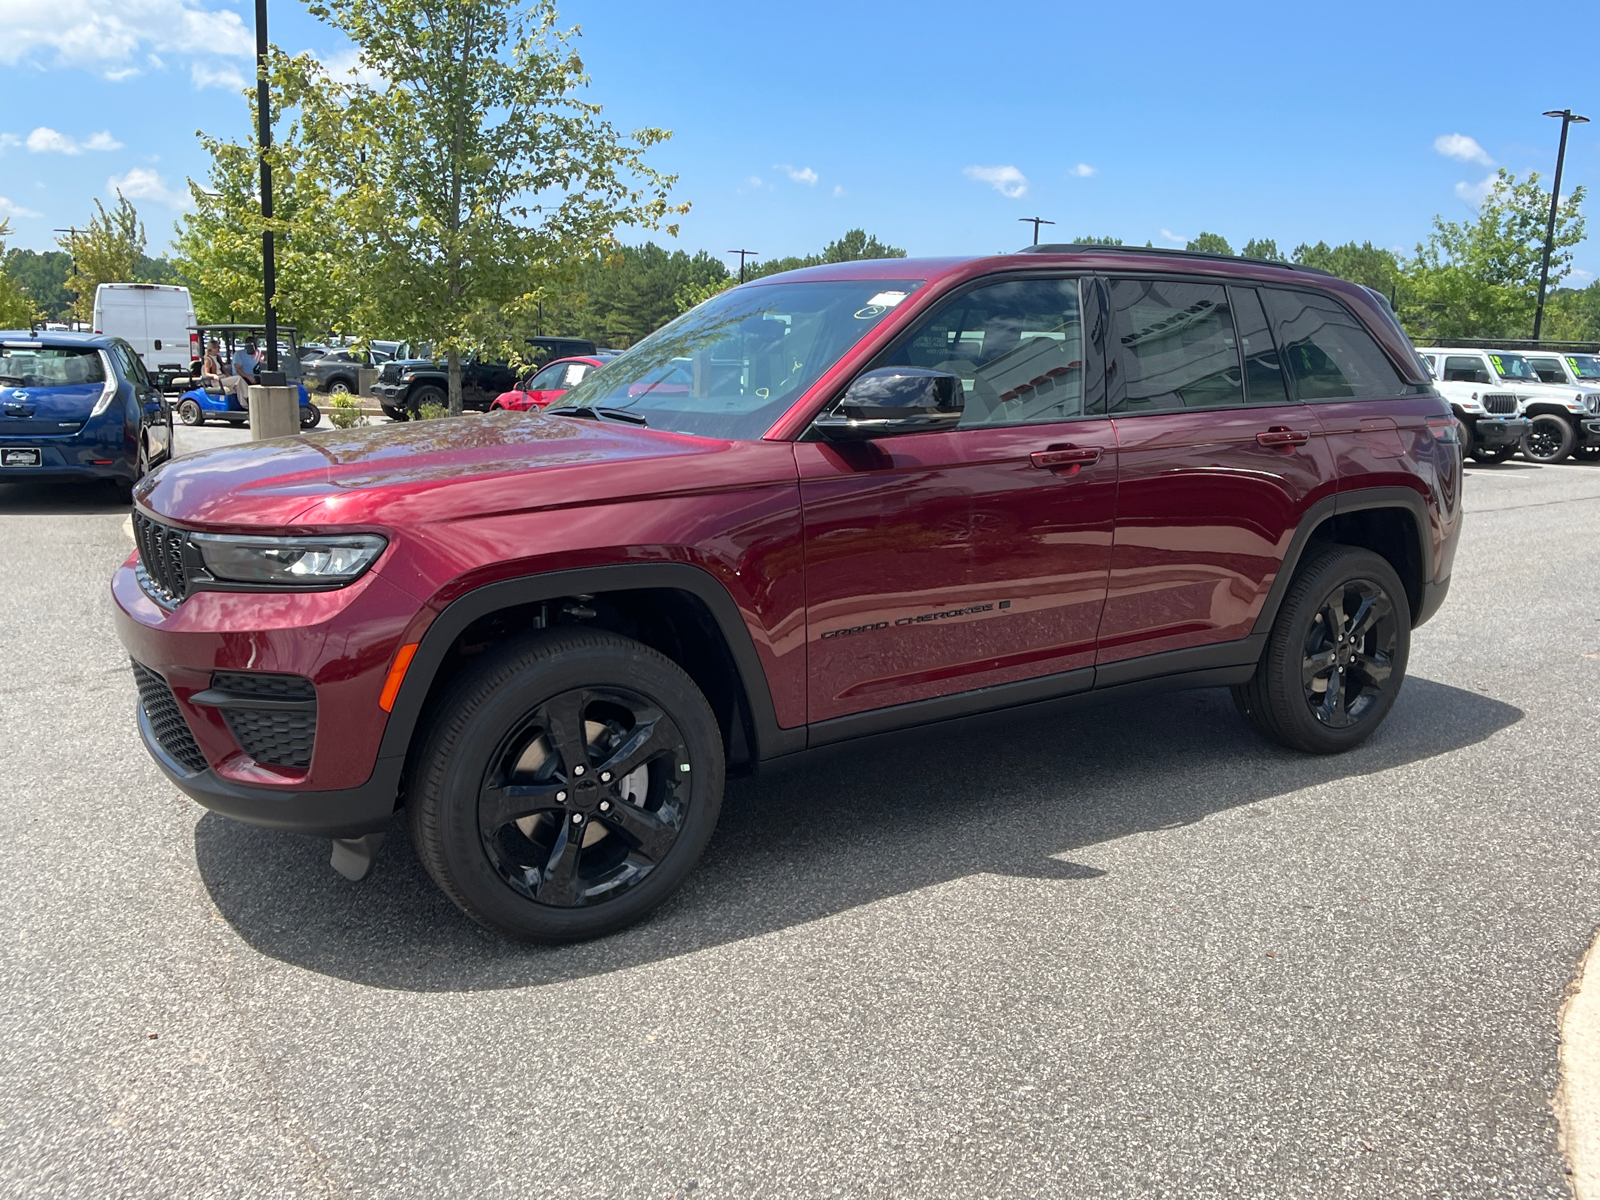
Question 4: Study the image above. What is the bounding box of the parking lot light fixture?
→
[1533,108,1590,342]
[255,0,279,376]
[727,249,758,284]
[1019,217,1055,246]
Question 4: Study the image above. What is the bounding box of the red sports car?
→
[491,355,613,411]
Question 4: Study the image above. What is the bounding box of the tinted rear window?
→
[1262,289,1404,400]
[1104,278,1243,413]
[0,346,107,388]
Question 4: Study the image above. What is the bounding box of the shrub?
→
[328,393,368,429]
[415,401,450,421]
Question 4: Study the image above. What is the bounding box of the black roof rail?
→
[1017,243,1334,276]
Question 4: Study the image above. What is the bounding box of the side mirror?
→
[814,368,964,441]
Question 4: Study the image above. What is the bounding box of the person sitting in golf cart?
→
[222,338,260,403]
[199,338,226,391]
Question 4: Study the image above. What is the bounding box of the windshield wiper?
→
[547,405,649,427]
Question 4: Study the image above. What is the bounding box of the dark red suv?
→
[114,246,1461,941]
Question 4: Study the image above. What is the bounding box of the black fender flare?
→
[1249,487,1433,637]
[375,563,806,770]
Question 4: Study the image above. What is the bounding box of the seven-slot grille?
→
[1482,394,1517,415]
[131,661,208,774]
[211,672,317,769]
[132,512,189,604]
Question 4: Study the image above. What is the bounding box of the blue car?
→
[0,330,172,499]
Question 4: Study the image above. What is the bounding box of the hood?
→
[134,410,718,528]
[1512,380,1600,409]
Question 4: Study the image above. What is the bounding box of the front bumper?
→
[369,382,405,401]
[1470,416,1530,447]
[1583,417,1600,446]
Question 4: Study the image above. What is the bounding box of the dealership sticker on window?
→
[854,291,911,319]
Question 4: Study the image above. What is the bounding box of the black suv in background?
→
[369,338,604,419]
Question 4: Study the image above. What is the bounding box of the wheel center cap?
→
[573,779,600,810]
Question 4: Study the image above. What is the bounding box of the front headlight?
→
[190,532,387,585]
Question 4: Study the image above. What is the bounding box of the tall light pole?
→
[1533,108,1590,342]
[1019,217,1055,246]
[727,249,758,284]
[255,0,280,376]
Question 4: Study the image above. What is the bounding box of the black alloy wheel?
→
[1522,413,1576,463]
[408,629,724,942]
[1298,578,1399,730]
[476,686,691,908]
[1232,545,1410,754]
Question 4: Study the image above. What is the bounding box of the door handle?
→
[1030,446,1102,470]
[1256,427,1310,447]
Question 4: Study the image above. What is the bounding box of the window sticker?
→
[1489,354,1505,374]
[854,291,910,320]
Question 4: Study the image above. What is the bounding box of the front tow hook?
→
[330,832,387,881]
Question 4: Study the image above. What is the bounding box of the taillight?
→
[190,332,200,359]
[1425,416,1459,443]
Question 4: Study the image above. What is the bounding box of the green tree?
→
[1401,168,1587,341]
[0,221,39,329]
[1543,282,1600,343]
[1292,240,1403,295]
[300,0,683,414]
[1186,232,1232,255]
[60,195,146,321]
[1241,238,1285,262]
[539,242,729,345]
[1072,234,1122,245]
[2,249,72,320]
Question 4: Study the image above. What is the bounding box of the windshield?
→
[1487,352,1539,382]
[0,345,107,388]
[554,279,924,439]
[1568,355,1600,380]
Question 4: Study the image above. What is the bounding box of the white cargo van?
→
[92,284,196,389]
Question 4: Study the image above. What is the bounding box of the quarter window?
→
[1263,288,1404,400]
[1104,278,1243,413]
[876,277,1085,427]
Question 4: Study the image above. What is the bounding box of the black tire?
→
[381,404,407,422]
[409,385,446,416]
[300,402,321,429]
[1231,545,1410,754]
[1522,413,1576,463]
[407,628,725,942]
[1573,443,1600,463]
[178,399,204,426]
[327,378,353,396]
[1473,444,1517,464]
[1456,417,1475,462]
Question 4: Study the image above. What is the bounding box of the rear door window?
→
[1229,286,1292,406]
[1263,288,1404,400]
[876,277,1084,427]
[1104,277,1243,412]
[1442,355,1491,384]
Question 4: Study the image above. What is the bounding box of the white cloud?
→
[0,134,20,152]
[774,163,818,186]
[1160,228,1189,245]
[1068,163,1096,178]
[1571,268,1595,285]
[963,164,1028,199]
[0,196,43,219]
[319,48,383,87]
[191,62,246,90]
[1454,173,1498,205]
[109,167,189,208]
[1434,133,1494,166]
[832,184,846,198]
[0,0,253,73]
[25,126,122,154]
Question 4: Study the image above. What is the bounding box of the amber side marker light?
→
[379,643,420,712]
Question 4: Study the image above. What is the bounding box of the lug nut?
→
[600,771,611,783]
[556,790,567,803]
[680,763,691,773]
[573,765,586,777]
[599,800,611,813]
[571,813,583,825]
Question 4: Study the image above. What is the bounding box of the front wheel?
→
[177,399,203,426]
[1473,444,1517,464]
[1232,545,1410,754]
[1523,413,1576,463]
[407,629,725,942]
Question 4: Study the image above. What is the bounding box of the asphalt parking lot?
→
[2,447,1598,1198]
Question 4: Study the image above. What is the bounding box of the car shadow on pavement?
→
[0,480,129,514]
[195,676,1521,992]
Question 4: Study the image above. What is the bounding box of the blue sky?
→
[2,0,1596,285]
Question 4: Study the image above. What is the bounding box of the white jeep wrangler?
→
[1478,347,1600,463]
[1521,351,1600,462]
[1414,348,1533,465]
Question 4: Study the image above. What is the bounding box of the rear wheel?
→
[327,379,353,396]
[177,399,203,426]
[407,629,725,942]
[1522,413,1576,463]
[1232,545,1410,754]
[299,402,321,429]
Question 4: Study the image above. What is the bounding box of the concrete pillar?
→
[358,367,378,398]
[248,385,300,441]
